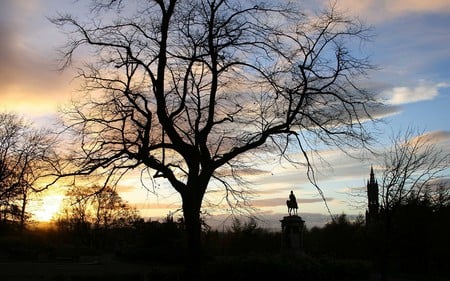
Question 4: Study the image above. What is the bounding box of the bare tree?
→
[91,186,140,229]
[58,185,139,230]
[0,113,23,213]
[61,186,91,228]
[374,128,450,281]
[380,128,449,212]
[0,113,57,227]
[52,0,376,271]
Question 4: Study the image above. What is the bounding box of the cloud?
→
[250,197,334,208]
[216,167,270,177]
[329,0,450,23]
[116,185,137,193]
[133,202,180,210]
[367,104,402,120]
[387,0,450,15]
[427,177,450,187]
[0,0,73,116]
[406,130,450,154]
[414,130,450,145]
[379,82,448,105]
[255,186,294,195]
[252,171,307,186]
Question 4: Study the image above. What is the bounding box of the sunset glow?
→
[30,194,64,222]
[0,0,449,223]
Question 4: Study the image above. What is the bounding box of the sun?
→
[31,194,65,222]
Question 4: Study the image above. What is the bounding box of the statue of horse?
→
[286,199,298,216]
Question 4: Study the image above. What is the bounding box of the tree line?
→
[1,203,449,280]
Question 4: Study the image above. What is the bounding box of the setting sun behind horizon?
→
[30,194,65,222]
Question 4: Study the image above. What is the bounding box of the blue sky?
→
[1,0,449,225]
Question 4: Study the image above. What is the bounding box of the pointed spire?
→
[366,165,379,224]
[370,165,375,183]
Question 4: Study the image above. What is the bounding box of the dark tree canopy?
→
[53,0,376,272]
[364,128,450,281]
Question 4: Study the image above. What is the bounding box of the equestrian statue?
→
[286,190,298,216]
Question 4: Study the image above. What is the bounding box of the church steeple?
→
[370,165,374,181]
[366,166,379,224]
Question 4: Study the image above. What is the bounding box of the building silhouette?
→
[365,166,379,224]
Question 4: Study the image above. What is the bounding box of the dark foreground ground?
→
[1,256,447,281]
[0,262,165,281]
[0,258,179,281]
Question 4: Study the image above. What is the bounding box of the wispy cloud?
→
[254,186,294,195]
[116,185,138,193]
[250,197,333,208]
[330,0,450,23]
[133,202,180,210]
[0,0,73,116]
[385,0,450,15]
[412,130,450,145]
[406,130,450,155]
[379,81,448,105]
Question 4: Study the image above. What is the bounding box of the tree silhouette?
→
[376,128,449,280]
[52,0,376,274]
[380,128,449,212]
[0,113,57,228]
[56,185,140,248]
[58,185,139,230]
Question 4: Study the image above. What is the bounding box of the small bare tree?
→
[52,0,376,271]
[0,113,57,227]
[375,128,449,281]
[58,185,139,230]
[380,129,449,212]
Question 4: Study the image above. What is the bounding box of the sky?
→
[1,0,449,227]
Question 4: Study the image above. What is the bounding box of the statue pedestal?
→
[281,215,305,255]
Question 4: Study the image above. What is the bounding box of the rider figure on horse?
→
[287,190,298,216]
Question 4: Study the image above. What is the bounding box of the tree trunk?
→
[182,190,203,280]
[20,190,27,229]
